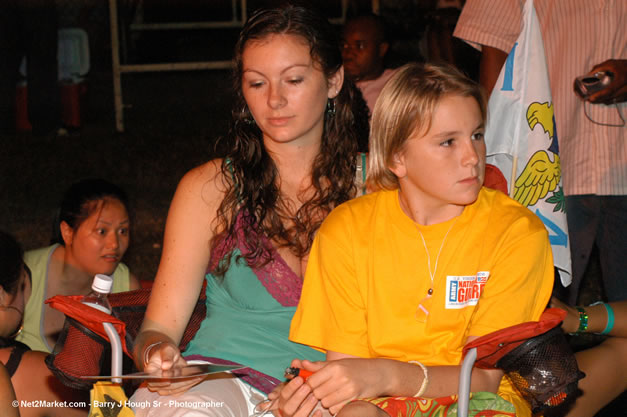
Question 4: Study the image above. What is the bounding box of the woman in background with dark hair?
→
[131,2,365,415]
[0,230,87,417]
[17,178,140,353]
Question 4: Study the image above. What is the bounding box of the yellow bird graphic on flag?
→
[513,102,561,207]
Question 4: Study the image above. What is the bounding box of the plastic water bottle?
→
[83,274,113,314]
[82,273,122,382]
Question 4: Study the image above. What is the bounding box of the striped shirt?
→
[454,0,626,196]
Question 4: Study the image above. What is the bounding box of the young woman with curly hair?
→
[130,3,367,416]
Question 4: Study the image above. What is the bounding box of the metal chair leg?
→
[458,347,477,417]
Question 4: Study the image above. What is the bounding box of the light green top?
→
[17,244,130,352]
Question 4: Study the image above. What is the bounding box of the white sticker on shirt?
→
[445,271,490,309]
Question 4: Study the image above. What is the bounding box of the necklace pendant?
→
[427,288,433,295]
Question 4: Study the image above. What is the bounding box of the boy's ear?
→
[389,151,407,179]
[328,66,345,99]
[60,221,74,246]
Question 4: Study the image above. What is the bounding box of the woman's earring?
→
[241,106,255,125]
[326,98,336,116]
[8,323,23,339]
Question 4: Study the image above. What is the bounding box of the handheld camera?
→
[574,71,613,98]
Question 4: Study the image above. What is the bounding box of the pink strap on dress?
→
[208,211,303,307]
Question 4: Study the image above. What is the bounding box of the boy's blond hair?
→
[368,62,487,190]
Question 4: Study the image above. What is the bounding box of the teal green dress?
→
[184,213,324,392]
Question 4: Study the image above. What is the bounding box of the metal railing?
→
[108,0,380,132]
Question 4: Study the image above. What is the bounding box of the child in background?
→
[280,63,554,417]
[342,14,398,118]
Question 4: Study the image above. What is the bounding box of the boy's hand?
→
[276,359,327,417]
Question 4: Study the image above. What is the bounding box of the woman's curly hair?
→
[211,3,362,277]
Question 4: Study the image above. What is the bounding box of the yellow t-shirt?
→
[18,244,131,353]
[290,188,554,416]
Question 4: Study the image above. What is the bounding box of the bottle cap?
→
[92,274,113,293]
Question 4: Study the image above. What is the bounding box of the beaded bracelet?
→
[576,307,589,334]
[408,360,429,397]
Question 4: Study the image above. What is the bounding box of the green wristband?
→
[576,307,589,334]
[601,303,615,335]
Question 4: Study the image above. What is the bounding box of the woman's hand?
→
[143,341,205,395]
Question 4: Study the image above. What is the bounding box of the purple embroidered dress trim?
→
[209,210,303,307]
[193,211,304,393]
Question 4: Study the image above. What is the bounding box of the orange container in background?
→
[15,28,89,132]
[15,81,87,131]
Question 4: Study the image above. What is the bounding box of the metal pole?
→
[108,0,125,132]
[103,322,122,384]
[119,61,232,73]
[372,0,380,14]
[457,347,477,417]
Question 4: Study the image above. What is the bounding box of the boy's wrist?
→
[408,360,429,397]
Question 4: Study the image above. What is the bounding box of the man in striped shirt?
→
[454,0,626,305]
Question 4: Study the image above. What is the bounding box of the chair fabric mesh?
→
[45,317,108,390]
[45,287,206,390]
[496,326,584,414]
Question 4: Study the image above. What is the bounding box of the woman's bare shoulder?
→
[174,159,228,209]
[181,159,225,189]
[15,351,89,417]
[14,350,49,378]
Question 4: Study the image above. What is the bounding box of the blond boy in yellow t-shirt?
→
[271,63,554,417]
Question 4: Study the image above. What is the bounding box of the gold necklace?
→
[415,217,458,322]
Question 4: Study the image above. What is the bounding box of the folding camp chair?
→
[44,286,206,390]
[458,308,584,417]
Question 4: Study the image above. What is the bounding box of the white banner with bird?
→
[484,0,571,285]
